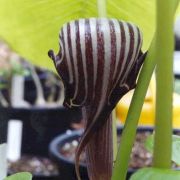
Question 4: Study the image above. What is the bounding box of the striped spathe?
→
[49,18,145,180]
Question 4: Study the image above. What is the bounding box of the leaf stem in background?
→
[112,110,117,162]
[112,37,156,180]
[97,0,107,17]
[153,0,174,168]
[112,1,179,179]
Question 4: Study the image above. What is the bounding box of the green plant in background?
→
[145,134,180,166]
[0,60,29,79]
[0,59,30,107]
[0,0,180,180]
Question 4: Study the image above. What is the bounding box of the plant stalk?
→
[112,1,179,179]
[97,0,107,17]
[112,110,117,162]
[153,0,174,168]
[112,38,156,180]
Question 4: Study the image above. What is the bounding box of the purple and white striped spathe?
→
[54,18,142,107]
[49,18,144,180]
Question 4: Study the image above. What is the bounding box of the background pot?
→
[49,127,157,180]
[0,69,82,156]
[49,129,87,180]
[0,106,82,156]
[7,155,60,180]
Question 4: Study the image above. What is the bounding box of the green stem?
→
[97,0,107,17]
[112,110,117,163]
[112,37,156,180]
[112,1,179,179]
[174,0,180,10]
[153,0,174,168]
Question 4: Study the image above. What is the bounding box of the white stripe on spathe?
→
[119,22,130,85]
[90,18,98,94]
[79,19,88,104]
[57,34,64,67]
[92,18,111,125]
[112,21,126,87]
[121,24,138,84]
[70,21,79,100]
[112,19,121,81]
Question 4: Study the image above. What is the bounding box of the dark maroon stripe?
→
[72,20,85,105]
[58,30,73,107]
[67,23,76,100]
[121,23,135,83]
[88,19,105,125]
[58,29,69,83]
[114,21,126,85]
[85,19,94,104]
[134,28,141,60]
[94,19,105,104]
[85,19,105,127]
[107,20,116,96]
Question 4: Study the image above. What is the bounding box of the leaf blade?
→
[3,172,32,180]
[130,167,180,180]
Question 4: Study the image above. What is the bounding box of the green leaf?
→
[0,0,178,71]
[10,60,30,76]
[144,133,154,153]
[0,83,6,89]
[4,172,32,180]
[145,134,180,165]
[130,167,180,180]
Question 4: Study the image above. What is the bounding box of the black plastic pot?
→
[1,68,59,104]
[49,127,157,180]
[0,68,82,156]
[0,106,82,156]
[49,129,87,180]
[31,174,59,180]
[32,175,59,180]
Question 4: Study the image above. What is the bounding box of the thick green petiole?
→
[112,37,156,180]
[112,1,179,179]
[153,0,174,168]
[97,0,107,17]
[112,110,117,162]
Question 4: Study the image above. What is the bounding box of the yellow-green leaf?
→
[0,0,179,71]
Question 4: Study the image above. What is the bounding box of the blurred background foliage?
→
[0,0,179,71]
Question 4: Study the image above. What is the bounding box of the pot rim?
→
[49,126,180,170]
